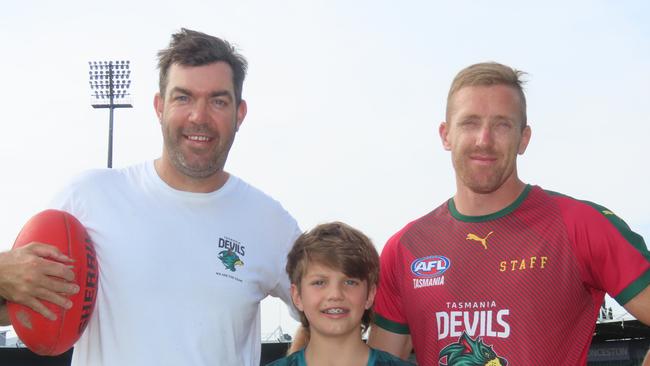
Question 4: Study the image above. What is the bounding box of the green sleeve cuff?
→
[615,268,650,305]
[373,313,410,335]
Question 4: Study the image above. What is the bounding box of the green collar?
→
[448,184,532,222]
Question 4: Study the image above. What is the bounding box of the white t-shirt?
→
[50,161,301,366]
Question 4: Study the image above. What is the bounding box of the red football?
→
[7,209,98,356]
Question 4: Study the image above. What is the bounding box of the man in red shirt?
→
[368,62,650,365]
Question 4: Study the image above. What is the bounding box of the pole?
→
[107,62,114,168]
[89,60,132,169]
[108,106,114,168]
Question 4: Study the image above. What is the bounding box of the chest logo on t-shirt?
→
[439,332,508,366]
[411,255,450,289]
[217,236,246,272]
[218,250,243,272]
[466,231,493,250]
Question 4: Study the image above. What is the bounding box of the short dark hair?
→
[157,28,247,104]
[286,222,380,334]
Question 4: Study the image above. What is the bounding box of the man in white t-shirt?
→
[0,28,300,366]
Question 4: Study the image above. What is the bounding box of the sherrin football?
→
[7,209,98,356]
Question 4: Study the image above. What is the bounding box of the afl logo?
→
[411,255,450,278]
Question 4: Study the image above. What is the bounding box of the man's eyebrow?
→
[457,114,480,121]
[168,88,233,101]
[210,90,233,100]
[169,87,191,96]
[491,115,515,123]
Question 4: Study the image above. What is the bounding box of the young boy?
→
[268,222,414,366]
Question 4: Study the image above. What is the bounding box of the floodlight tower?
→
[88,60,133,168]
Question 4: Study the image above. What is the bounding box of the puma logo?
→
[466,231,493,250]
[602,210,615,216]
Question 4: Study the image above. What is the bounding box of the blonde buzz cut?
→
[446,62,528,129]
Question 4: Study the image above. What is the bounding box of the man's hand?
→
[0,243,79,322]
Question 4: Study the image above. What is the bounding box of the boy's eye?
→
[345,279,360,286]
[311,280,325,286]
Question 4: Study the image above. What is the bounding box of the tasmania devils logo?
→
[218,249,244,272]
[439,332,508,366]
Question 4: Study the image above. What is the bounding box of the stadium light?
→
[88,60,133,168]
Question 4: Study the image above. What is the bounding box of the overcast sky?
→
[1,0,648,339]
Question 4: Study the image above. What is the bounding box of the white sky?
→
[1,0,648,339]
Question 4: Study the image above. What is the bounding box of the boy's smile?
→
[322,307,348,315]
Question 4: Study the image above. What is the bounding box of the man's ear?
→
[154,93,164,123]
[518,124,532,155]
[439,122,452,151]
[235,100,247,131]
[290,283,304,311]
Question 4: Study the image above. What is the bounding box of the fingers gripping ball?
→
[7,209,98,356]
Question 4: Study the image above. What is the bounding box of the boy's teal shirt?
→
[266,347,415,366]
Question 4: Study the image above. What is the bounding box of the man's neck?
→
[154,158,229,193]
[453,177,527,217]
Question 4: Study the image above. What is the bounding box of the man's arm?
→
[623,284,650,325]
[0,243,79,324]
[367,324,413,360]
